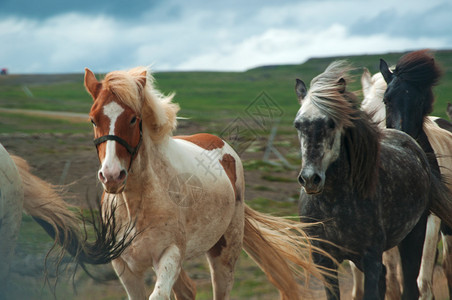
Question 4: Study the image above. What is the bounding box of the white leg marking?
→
[350,261,364,300]
[418,214,441,300]
[150,245,182,300]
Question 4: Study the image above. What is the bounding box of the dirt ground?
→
[0,119,450,299]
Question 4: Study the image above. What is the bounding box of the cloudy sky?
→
[1,0,451,74]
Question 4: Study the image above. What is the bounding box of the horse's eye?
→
[130,116,137,125]
[383,97,389,105]
[327,119,335,129]
[90,118,97,127]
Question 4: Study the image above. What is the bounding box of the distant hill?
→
[1,50,452,126]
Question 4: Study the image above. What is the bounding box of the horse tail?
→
[429,170,452,229]
[242,205,332,299]
[11,155,132,266]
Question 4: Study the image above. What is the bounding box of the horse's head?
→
[380,50,442,139]
[293,75,346,195]
[85,68,145,194]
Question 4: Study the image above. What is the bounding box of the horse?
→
[84,66,330,300]
[293,60,452,300]
[356,64,452,300]
[0,143,132,296]
[0,143,24,291]
[380,49,452,300]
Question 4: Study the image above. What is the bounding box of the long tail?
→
[243,205,333,299]
[11,155,132,266]
[429,169,452,229]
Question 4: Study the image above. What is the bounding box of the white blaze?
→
[100,102,125,179]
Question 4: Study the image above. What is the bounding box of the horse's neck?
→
[416,126,441,175]
[122,136,176,212]
[323,145,352,192]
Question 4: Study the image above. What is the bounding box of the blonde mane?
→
[103,67,180,142]
[360,72,388,127]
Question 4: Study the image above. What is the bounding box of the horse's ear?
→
[137,70,147,89]
[295,79,307,103]
[379,59,393,84]
[84,68,102,100]
[447,102,452,120]
[337,78,346,94]
[361,68,372,97]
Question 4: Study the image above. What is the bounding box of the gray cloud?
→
[0,0,451,73]
[350,2,452,41]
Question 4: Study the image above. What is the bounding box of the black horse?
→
[294,61,452,300]
[380,49,452,298]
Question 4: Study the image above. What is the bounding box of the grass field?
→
[1,49,452,299]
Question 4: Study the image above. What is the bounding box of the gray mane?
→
[308,60,358,128]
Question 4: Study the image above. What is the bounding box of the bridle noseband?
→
[93,121,143,170]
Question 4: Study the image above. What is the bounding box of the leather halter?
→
[93,121,143,170]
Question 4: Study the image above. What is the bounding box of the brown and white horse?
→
[85,66,329,300]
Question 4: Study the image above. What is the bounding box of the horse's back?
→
[0,144,24,283]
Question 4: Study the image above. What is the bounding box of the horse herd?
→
[1,49,452,300]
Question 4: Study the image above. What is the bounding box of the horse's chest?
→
[299,192,382,254]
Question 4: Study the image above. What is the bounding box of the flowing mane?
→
[308,61,357,128]
[309,61,380,197]
[103,67,180,142]
[393,50,443,115]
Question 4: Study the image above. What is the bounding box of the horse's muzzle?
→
[298,169,324,194]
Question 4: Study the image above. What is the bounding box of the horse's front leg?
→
[362,248,385,300]
[150,244,183,300]
[313,252,340,300]
[418,214,441,300]
[112,257,146,300]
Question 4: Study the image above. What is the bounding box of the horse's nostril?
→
[312,174,322,185]
[118,170,127,181]
[298,174,305,185]
[99,171,106,183]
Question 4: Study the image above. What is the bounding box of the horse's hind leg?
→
[441,225,452,298]
[399,212,428,300]
[172,269,196,300]
[418,214,441,300]
[382,247,402,300]
[350,261,364,300]
[206,203,244,300]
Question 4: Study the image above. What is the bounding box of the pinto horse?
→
[380,49,452,299]
[84,66,329,300]
[356,64,452,299]
[293,61,452,300]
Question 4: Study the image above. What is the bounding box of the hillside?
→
[1,49,452,135]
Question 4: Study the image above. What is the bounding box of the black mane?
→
[394,50,443,115]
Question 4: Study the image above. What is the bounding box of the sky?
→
[1,0,451,74]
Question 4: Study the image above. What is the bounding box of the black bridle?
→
[93,121,143,170]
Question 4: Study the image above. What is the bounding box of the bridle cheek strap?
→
[93,121,143,171]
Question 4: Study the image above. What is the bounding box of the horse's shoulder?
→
[173,133,225,151]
